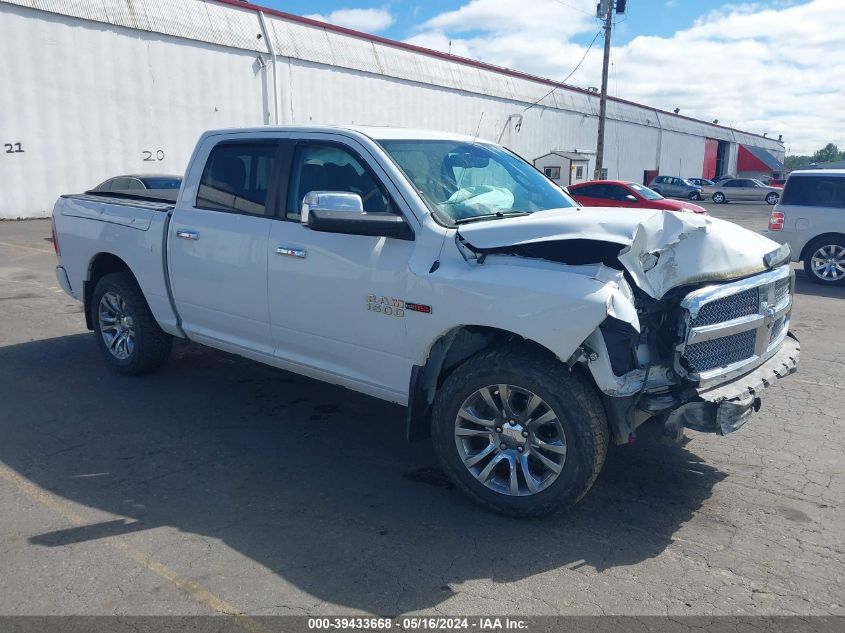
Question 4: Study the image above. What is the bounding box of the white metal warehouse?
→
[0,0,786,219]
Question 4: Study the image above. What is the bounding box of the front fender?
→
[408,254,640,367]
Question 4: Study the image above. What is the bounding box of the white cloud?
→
[406,0,845,154]
[306,7,394,33]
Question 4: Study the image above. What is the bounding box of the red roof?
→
[213,0,778,144]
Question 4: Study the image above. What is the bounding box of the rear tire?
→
[431,346,609,517]
[92,272,172,374]
[712,191,726,204]
[803,236,845,286]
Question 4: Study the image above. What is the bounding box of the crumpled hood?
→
[457,207,783,299]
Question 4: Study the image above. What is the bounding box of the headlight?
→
[764,243,791,268]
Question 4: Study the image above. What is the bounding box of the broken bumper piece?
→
[665,333,800,436]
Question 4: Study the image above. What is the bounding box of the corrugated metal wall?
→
[0,0,785,218]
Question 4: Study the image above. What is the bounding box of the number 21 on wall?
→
[4,142,24,154]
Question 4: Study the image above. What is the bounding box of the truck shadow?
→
[0,334,725,613]
[793,270,845,299]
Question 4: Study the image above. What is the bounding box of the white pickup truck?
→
[52,126,800,516]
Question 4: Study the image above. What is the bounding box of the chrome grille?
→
[677,265,794,386]
[774,277,790,305]
[690,287,759,327]
[769,315,787,344]
[684,330,757,373]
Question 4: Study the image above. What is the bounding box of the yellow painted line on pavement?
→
[0,462,271,633]
[0,240,54,254]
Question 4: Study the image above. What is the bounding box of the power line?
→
[522,29,603,113]
[551,0,596,17]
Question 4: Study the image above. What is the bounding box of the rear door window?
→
[604,185,632,201]
[571,184,600,198]
[109,177,132,190]
[197,142,279,216]
[782,176,845,208]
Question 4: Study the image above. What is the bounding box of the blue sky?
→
[253,0,841,154]
[261,0,746,45]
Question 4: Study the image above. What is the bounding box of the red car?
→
[767,178,786,188]
[566,180,707,214]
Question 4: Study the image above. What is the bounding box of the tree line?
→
[785,143,845,170]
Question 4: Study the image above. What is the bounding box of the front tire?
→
[804,236,845,286]
[689,191,702,201]
[431,347,609,517]
[766,192,780,205]
[712,191,726,204]
[92,272,172,374]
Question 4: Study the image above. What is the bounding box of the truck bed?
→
[53,191,180,335]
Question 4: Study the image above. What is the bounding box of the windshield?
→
[750,179,767,187]
[378,140,577,223]
[628,183,663,200]
[680,179,697,187]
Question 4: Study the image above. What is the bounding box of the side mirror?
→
[301,191,413,241]
[300,191,364,224]
[625,194,637,201]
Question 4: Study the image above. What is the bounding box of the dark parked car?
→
[91,174,182,198]
[566,180,707,214]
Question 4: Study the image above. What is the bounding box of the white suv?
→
[766,169,845,285]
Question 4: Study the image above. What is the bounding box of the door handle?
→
[276,247,307,259]
[176,230,200,240]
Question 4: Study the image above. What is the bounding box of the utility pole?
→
[593,0,620,180]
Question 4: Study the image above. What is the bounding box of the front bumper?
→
[665,333,800,436]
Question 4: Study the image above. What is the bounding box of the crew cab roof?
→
[200,125,483,144]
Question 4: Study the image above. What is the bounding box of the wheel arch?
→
[84,253,136,330]
[799,232,845,262]
[406,325,561,441]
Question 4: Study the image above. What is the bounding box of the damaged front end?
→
[572,264,800,444]
[456,207,800,443]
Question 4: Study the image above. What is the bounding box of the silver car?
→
[703,178,781,205]
[765,169,845,285]
[648,175,703,200]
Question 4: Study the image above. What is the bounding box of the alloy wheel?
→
[811,244,845,282]
[98,291,136,360]
[454,384,566,497]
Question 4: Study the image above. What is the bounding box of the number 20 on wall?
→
[143,149,165,161]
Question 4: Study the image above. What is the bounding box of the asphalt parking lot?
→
[0,202,843,618]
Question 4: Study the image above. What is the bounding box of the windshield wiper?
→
[453,211,531,225]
